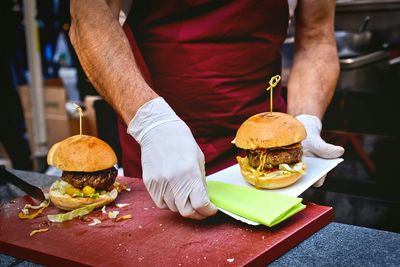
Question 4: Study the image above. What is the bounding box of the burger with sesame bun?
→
[47,135,118,210]
[233,112,307,189]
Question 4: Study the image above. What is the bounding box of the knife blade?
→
[0,165,46,201]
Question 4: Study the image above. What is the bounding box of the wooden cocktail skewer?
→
[266,75,281,116]
[73,103,83,137]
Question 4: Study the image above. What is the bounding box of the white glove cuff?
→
[127,97,181,143]
[295,114,322,133]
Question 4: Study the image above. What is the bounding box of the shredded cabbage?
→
[88,219,102,226]
[115,203,129,208]
[47,204,96,223]
[19,200,50,220]
[72,192,100,199]
[237,156,306,179]
[52,180,100,199]
[108,210,119,219]
[22,201,49,210]
[279,162,305,174]
[101,206,107,214]
[30,228,49,236]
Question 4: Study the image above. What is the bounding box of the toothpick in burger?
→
[47,135,119,210]
[233,112,307,189]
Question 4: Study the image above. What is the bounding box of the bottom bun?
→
[49,179,118,211]
[237,156,306,189]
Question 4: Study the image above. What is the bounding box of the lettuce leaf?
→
[47,204,96,223]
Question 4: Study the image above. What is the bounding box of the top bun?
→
[234,112,306,150]
[47,135,117,172]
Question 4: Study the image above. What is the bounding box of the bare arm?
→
[69,0,158,124]
[287,0,339,119]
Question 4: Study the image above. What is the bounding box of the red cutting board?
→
[0,177,332,266]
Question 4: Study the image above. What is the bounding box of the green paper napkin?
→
[207,181,306,227]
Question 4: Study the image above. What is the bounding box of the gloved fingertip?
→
[312,175,326,188]
[186,212,207,220]
[176,196,203,219]
[312,180,323,188]
[322,145,345,159]
[310,141,345,159]
[197,202,218,217]
[303,150,317,157]
[155,201,169,210]
[332,146,345,158]
[164,194,178,213]
[188,183,217,216]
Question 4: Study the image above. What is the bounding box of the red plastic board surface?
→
[0,177,332,266]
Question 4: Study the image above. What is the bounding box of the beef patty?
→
[247,143,303,169]
[61,167,117,191]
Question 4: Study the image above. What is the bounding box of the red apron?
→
[118,0,289,177]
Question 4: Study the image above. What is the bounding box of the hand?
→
[127,97,217,219]
[296,114,345,187]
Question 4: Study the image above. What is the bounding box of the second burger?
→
[233,112,307,189]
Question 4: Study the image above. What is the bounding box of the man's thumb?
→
[310,139,345,159]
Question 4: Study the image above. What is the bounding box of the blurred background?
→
[0,0,122,174]
[0,0,399,233]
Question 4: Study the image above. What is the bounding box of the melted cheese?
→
[255,151,267,188]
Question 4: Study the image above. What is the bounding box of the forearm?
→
[69,0,157,124]
[287,43,339,118]
[287,0,339,119]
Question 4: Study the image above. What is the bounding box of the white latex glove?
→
[127,97,217,219]
[296,114,345,187]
